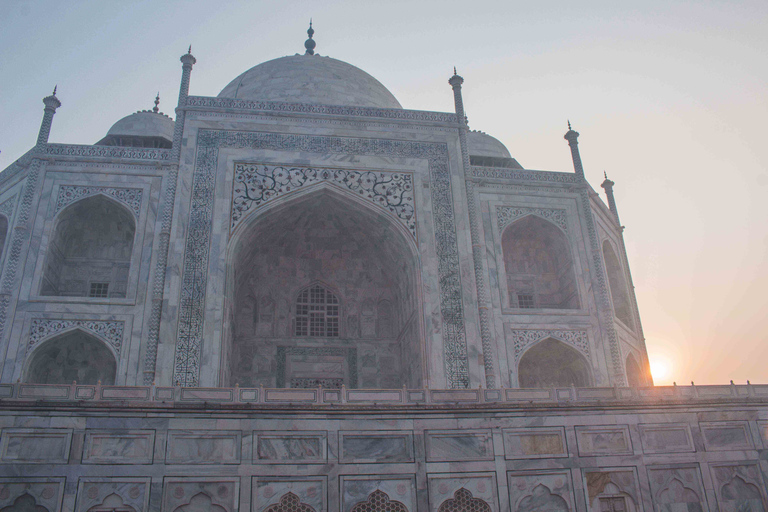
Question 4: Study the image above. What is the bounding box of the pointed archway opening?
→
[502,215,579,310]
[41,194,135,298]
[225,186,423,389]
[602,240,634,328]
[625,353,645,387]
[25,329,117,385]
[518,337,591,388]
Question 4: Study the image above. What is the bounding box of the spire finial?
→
[604,170,607,179]
[188,45,192,54]
[453,66,457,75]
[568,120,572,130]
[52,85,57,96]
[305,19,316,55]
[153,92,160,113]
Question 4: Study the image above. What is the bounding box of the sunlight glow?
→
[650,357,672,383]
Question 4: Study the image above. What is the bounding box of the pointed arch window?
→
[295,284,340,337]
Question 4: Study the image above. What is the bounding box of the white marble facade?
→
[1,32,762,512]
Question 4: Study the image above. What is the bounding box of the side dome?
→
[467,130,511,159]
[218,54,402,109]
[98,110,174,148]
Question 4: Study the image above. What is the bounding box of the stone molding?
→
[185,96,458,124]
[509,329,589,363]
[496,206,568,233]
[28,318,125,354]
[232,164,415,238]
[470,166,578,183]
[174,130,468,389]
[0,197,16,219]
[43,143,171,161]
[54,185,143,218]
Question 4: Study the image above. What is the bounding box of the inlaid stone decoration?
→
[638,424,695,454]
[710,464,767,512]
[583,469,642,512]
[74,478,150,512]
[252,478,325,512]
[575,426,633,456]
[54,185,142,218]
[502,427,568,459]
[82,430,155,464]
[28,319,124,354]
[507,471,574,512]
[161,478,238,512]
[509,329,588,363]
[350,490,408,512]
[231,164,416,238]
[254,432,327,463]
[425,430,493,462]
[496,206,568,233]
[437,488,490,512]
[341,476,416,512]
[0,429,72,464]
[428,474,497,512]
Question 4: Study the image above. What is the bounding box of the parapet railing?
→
[0,382,765,407]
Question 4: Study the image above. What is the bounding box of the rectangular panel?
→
[162,477,240,512]
[503,427,568,459]
[340,475,416,512]
[254,431,327,463]
[425,430,493,462]
[700,421,753,451]
[165,430,241,464]
[252,477,326,512]
[427,473,498,512]
[82,430,155,464]
[0,428,72,464]
[709,463,768,512]
[0,478,65,512]
[646,466,710,512]
[639,423,695,454]
[339,431,414,463]
[75,478,151,512]
[575,425,633,456]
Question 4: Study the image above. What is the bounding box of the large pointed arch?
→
[502,214,579,310]
[41,194,135,298]
[224,184,424,389]
[517,337,592,388]
[602,240,634,328]
[625,352,645,387]
[25,328,117,385]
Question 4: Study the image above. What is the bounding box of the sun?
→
[650,357,672,383]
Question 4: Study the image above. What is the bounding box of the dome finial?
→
[53,85,57,96]
[153,92,160,113]
[568,119,572,130]
[188,45,192,54]
[305,19,316,55]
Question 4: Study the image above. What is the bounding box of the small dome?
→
[98,110,174,148]
[467,131,511,159]
[218,54,402,109]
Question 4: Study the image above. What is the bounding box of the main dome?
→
[218,54,402,109]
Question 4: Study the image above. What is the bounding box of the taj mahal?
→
[0,25,766,512]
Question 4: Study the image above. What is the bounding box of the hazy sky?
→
[1,0,766,385]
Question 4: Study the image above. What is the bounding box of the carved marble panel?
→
[508,329,589,364]
[496,206,568,233]
[647,466,709,512]
[54,185,142,218]
[638,424,695,454]
[339,431,414,463]
[0,478,65,512]
[428,473,497,512]
[75,478,150,512]
[162,477,239,512]
[252,477,326,512]
[502,427,568,459]
[82,430,155,464]
[165,430,241,464]
[575,426,633,456]
[0,428,72,464]
[699,421,753,451]
[709,463,767,512]
[28,319,125,354]
[254,431,327,463]
[582,469,643,512]
[341,476,416,512]
[507,470,575,512]
[425,430,493,462]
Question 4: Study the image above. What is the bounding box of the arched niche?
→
[625,353,644,387]
[25,329,117,385]
[518,337,591,388]
[225,186,423,389]
[502,215,579,310]
[41,195,135,298]
[602,240,634,328]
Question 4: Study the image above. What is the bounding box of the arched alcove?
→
[625,353,644,387]
[41,195,135,298]
[0,215,8,261]
[602,240,634,328]
[226,187,423,389]
[502,215,579,309]
[25,329,116,385]
[518,338,591,388]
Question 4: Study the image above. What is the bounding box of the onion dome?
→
[97,94,174,148]
[467,130,523,169]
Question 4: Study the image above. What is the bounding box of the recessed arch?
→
[25,329,117,385]
[502,215,579,310]
[224,185,424,389]
[518,337,591,388]
[602,240,634,328]
[0,214,8,262]
[41,194,135,298]
[625,352,644,387]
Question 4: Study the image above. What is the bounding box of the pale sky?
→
[1,0,766,385]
